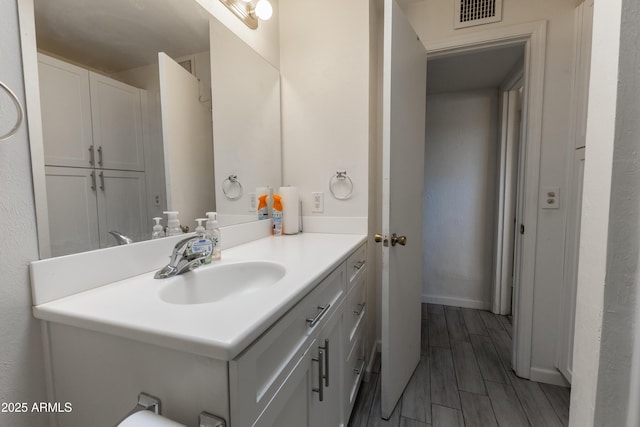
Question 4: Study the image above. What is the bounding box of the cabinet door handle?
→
[89,145,95,166]
[97,146,103,167]
[99,171,105,191]
[354,260,366,270]
[319,339,329,387]
[90,171,96,191]
[354,358,366,376]
[312,348,324,402]
[354,302,366,316]
[306,304,331,328]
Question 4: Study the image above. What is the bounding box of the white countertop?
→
[33,233,366,360]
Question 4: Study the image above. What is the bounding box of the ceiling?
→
[427,45,524,94]
[34,0,211,74]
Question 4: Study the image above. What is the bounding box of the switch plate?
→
[542,186,560,209]
[248,192,257,212]
[311,192,324,213]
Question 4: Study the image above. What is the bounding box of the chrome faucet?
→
[109,230,134,245]
[154,235,214,279]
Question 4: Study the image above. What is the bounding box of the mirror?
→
[26,0,282,258]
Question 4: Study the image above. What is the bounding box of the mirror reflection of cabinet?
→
[39,54,148,256]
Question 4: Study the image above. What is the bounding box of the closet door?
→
[89,72,145,171]
[45,166,100,257]
[38,54,94,168]
[96,170,149,247]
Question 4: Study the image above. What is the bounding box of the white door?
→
[38,54,94,168]
[158,52,216,226]
[45,166,100,256]
[89,72,145,171]
[379,0,427,419]
[97,170,149,247]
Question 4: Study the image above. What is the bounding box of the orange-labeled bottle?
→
[272,194,283,236]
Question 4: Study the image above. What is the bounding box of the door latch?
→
[374,233,388,247]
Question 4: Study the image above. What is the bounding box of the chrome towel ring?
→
[0,80,24,141]
[222,174,243,200]
[329,171,353,200]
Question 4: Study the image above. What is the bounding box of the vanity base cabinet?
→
[45,322,230,427]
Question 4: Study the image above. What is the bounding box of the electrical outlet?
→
[312,192,324,213]
[154,194,161,207]
[542,186,560,209]
[248,192,257,212]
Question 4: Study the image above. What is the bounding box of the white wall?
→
[423,89,499,309]
[279,0,371,220]
[569,0,622,425]
[402,0,578,380]
[0,1,48,426]
[195,0,280,68]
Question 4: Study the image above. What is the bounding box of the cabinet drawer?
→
[347,243,367,287]
[345,272,367,348]
[345,333,367,415]
[230,263,347,427]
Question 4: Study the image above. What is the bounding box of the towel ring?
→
[329,171,353,200]
[222,175,243,200]
[0,81,24,141]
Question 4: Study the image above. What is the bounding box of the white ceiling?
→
[34,0,211,74]
[427,45,524,94]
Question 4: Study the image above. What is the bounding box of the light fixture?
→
[219,0,273,30]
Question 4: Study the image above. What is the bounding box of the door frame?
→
[493,69,524,316]
[424,20,547,379]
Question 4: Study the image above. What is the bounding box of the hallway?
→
[348,304,570,427]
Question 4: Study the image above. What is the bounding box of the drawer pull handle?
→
[354,358,366,376]
[306,304,331,328]
[89,145,95,166]
[97,146,103,166]
[312,349,325,402]
[354,302,366,316]
[354,260,366,270]
[319,339,329,387]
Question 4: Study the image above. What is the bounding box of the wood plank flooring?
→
[347,304,570,427]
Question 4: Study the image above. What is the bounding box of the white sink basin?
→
[158,261,286,305]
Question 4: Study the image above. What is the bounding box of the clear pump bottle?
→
[205,212,221,261]
[151,217,165,239]
[164,211,183,236]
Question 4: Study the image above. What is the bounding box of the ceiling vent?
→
[454,0,503,29]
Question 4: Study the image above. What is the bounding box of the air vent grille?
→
[455,0,503,29]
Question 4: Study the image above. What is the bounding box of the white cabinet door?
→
[45,166,100,257]
[89,72,145,171]
[97,170,149,247]
[38,54,94,168]
[253,342,315,427]
[310,308,345,427]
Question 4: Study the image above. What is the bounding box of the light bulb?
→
[254,0,272,20]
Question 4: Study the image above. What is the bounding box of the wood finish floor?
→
[347,304,570,427]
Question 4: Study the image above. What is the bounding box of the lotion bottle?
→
[205,212,221,260]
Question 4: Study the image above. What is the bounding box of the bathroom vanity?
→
[32,233,368,427]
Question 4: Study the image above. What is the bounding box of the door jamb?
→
[424,21,547,379]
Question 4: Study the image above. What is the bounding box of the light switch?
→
[542,186,560,209]
[312,192,324,213]
[248,192,257,212]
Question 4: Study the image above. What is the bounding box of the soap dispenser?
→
[164,211,183,236]
[195,218,206,235]
[151,217,165,239]
[205,212,221,260]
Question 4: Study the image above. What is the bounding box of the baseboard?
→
[422,294,490,310]
[529,366,570,387]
